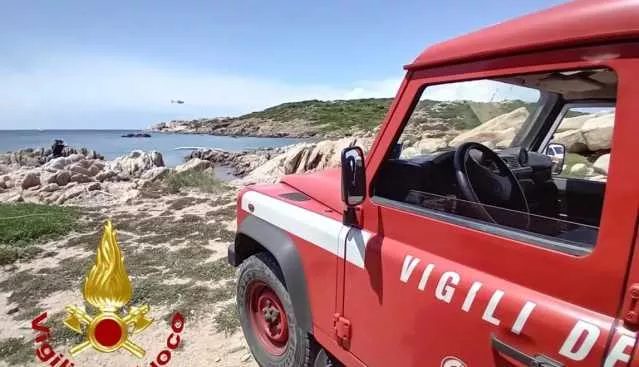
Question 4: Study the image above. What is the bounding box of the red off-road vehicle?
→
[228,1,639,366]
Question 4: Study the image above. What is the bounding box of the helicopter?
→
[170,99,185,104]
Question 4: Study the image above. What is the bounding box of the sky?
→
[0,0,565,129]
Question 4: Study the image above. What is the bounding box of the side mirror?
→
[544,143,565,175]
[341,146,366,206]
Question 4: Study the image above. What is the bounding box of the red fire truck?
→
[228,1,639,365]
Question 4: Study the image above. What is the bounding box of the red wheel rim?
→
[246,281,289,355]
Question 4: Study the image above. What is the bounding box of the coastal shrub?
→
[214,302,240,335]
[235,98,537,134]
[561,153,595,179]
[165,170,224,194]
[0,338,33,365]
[0,245,42,266]
[0,204,76,245]
[238,98,393,131]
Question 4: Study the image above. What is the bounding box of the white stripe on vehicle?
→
[241,190,371,269]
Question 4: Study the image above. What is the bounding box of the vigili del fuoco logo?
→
[30,220,185,367]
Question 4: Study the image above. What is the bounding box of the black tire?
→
[237,252,318,367]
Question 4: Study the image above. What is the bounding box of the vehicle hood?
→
[280,168,343,212]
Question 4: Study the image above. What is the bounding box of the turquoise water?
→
[0,130,303,167]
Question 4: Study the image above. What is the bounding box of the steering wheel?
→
[453,142,530,230]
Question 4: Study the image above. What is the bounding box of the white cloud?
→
[423,79,540,102]
[0,53,542,129]
[0,54,401,129]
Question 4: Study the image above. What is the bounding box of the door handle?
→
[491,335,563,367]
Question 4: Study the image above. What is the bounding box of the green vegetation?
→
[469,100,536,124]
[0,245,42,266]
[238,98,393,132]
[214,302,240,335]
[561,153,593,179]
[0,337,33,365]
[165,170,225,194]
[565,110,588,118]
[131,278,236,319]
[0,255,92,320]
[0,203,76,265]
[235,98,536,134]
[423,100,482,130]
[564,152,590,166]
[0,204,76,244]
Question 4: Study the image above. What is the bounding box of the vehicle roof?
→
[407,0,639,70]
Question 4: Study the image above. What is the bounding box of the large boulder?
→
[552,130,587,153]
[7,193,24,203]
[70,173,93,183]
[415,138,448,153]
[21,172,40,189]
[95,170,117,182]
[54,170,71,186]
[593,154,611,175]
[55,185,86,205]
[243,155,287,184]
[68,163,91,177]
[241,137,372,184]
[581,113,614,151]
[40,183,60,192]
[0,175,12,189]
[449,107,529,148]
[88,161,105,176]
[400,147,420,159]
[140,167,170,181]
[1,176,14,189]
[106,150,165,178]
[283,144,313,174]
[44,157,70,170]
[175,158,212,173]
[305,140,337,171]
[87,182,101,191]
[67,154,85,163]
[556,114,595,133]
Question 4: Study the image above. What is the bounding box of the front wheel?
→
[237,253,317,366]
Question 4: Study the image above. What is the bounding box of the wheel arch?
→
[229,214,314,334]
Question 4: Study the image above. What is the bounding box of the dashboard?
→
[374,148,554,202]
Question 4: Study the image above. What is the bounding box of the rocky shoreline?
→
[1,105,614,207]
[0,147,214,206]
[150,117,324,138]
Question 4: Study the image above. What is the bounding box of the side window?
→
[547,106,614,182]
[396,80,539,159]
[373,69,617,253]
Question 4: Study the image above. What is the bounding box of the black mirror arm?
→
[343,207,360,227]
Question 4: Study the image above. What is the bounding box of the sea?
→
[0,130,304,167]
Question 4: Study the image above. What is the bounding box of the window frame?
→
[370,73,618,257]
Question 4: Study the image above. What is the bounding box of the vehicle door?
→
[340,45,639,366]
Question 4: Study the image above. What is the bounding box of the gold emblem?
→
[63,220,152,358]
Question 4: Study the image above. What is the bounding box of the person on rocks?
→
[52,139,65,158]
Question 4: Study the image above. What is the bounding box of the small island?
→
[121,133,151,138]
